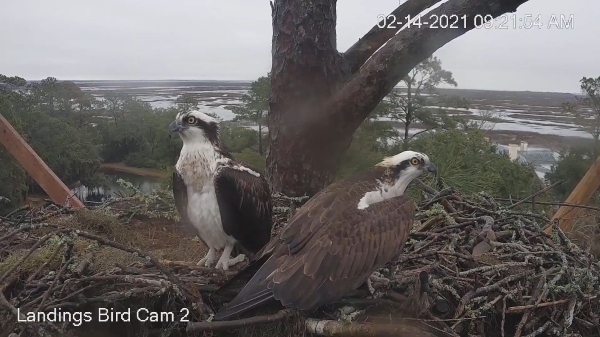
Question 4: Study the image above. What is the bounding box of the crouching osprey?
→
[169,110,272,271]
[214,151,436,320]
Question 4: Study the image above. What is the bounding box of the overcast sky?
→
[1,0,597,92]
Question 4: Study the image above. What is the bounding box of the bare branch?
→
[343,0,442,74]
[305,318,439,337]
[186,309,294,332]
[331,0,529,126]
[409,128,436,140]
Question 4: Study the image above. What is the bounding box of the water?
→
[71,171,162,203]
[74,80,591,140]
[76,80,248,121]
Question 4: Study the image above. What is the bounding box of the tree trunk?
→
[404,82,413,150]
[258,123,263,156]
[403,120,411,151]
[267,0,531,197]
[267,0,346,196]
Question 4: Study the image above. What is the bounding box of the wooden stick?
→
[506,296,597,313]
[0,113,84,208]
[507,180,562,209]
[496,199,600,212]
[304,319,440,337]
[544,156,600,234]
[186,309,294,332]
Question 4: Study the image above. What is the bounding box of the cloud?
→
[0,0,597,92]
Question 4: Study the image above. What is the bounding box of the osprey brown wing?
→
[172,172,192,230]
[172,171,207,239]
[214,178,415,320]
[214,166,273,254]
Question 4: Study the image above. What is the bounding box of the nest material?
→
[0,188,599,337]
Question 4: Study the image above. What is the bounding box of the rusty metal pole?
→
[0,113,85,208]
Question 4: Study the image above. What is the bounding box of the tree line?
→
[1,66,598,214]
[0,74,276,212]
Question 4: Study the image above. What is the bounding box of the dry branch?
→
[186,309,295,332]
[304,318,440,337]
[507,296,598,314]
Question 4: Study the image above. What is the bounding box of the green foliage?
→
[561,76,600,155]
[0,71,540,217]
[0,150,26,212]
[175,94,199,113]
[0,76,29,211]
[337,120,393,179]
[409,129,539,198]
[1,75,104,211]
[95,105,181,168]
[116,179,179,220]
[0,72,273,215]
[545,146,596,200]
[220,126,260,153]
[226,75,270,154]
[374,56,465,149]
[0,74,184,213]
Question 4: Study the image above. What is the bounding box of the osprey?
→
[169,110,272,271]
[214,150,436,320]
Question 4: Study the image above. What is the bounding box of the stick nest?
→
[0,188,599,337]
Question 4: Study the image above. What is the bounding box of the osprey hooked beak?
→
[424,162,437,175]
[169,120,187,133]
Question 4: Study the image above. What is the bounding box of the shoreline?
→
[99,163,165,178]
[22,163,164,207]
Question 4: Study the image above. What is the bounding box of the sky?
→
[0,0,598,93]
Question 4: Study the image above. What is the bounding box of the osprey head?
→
[377,150,437,182]
[357,151,437,210]
[169,110,220,145]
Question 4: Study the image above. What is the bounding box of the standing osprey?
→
[169,110,272,271]
[214,151,436,320]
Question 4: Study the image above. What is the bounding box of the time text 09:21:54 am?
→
[376,14,575,30]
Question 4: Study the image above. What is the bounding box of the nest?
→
[0,187,599,337]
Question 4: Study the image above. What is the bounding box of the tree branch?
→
[409,127,436,140]
[186,309,295,332]
[305,318,440,337]
[331,0,529,128]
[343,0,442,74]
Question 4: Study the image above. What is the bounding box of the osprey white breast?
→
[170,110,273,271]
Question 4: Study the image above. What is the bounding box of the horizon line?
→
[22,78,581,95]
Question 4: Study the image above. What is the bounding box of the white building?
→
[495,141,559,180]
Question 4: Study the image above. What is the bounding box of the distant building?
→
[494,141,558,180]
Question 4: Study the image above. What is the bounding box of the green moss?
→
[0,243,62,275]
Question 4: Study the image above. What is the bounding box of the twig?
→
[304,318,443,337]
[36,257,73,312]
[72,230,204,313]
[497,199,600,212]
[0,230,68,284]
[25,243,64,283]
[186,309,294,332]
[507,180,562,209]
[507,296,597,313]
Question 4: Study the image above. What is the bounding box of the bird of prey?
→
[169,110,272,271]
[214,151,436,320]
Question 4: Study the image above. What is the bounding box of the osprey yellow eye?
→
[187,117,196,124]
[410,157,420,165]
